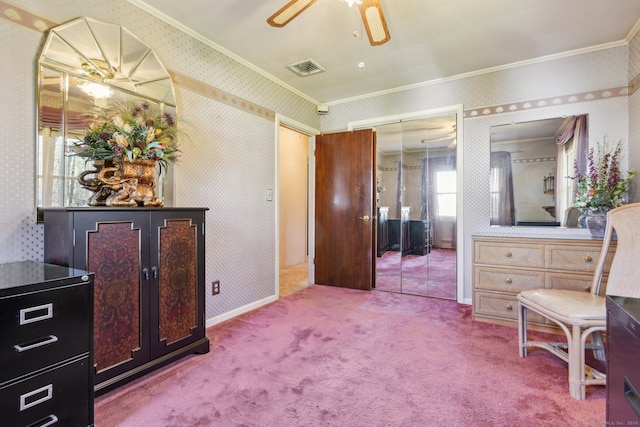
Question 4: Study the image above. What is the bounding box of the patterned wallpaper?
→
[0,0,638,316]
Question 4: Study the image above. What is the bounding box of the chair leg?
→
[518,302,528,358]
[568,324,585,400]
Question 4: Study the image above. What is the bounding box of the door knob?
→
[359,215,370,222]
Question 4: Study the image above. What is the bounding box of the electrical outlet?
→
[212,280,220,295]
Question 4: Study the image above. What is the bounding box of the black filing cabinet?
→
[0,261,94,426]
[607,295,640,424]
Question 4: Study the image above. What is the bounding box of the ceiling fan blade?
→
[358,0,390,46]
[267,0,318,28]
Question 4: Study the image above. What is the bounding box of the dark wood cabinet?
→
[0,261,94,426]
[607,296,640,424]
[410,220,431,255]
[41,207,209,395]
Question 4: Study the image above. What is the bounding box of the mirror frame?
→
[35,17,177,221]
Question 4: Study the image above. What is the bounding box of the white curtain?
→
[556,115,588,224]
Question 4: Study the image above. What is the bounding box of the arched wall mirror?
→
[36,17,176,221]
[369,114,458,299]
[489,115,587,227]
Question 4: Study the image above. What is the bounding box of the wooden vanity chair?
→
[517,202,640,400]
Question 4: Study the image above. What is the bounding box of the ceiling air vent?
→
[287,58,325,76]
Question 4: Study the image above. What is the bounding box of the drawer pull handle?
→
[505,252,512,258]
[34,415,59,427]
[506,304,513,311]
[19,303,53,325]
[14,335,59,353]
[20,384,53,411]
[505,278,513,284]
[585,286,591,293]
[584,256,593,263]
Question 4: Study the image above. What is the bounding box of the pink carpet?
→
[376,249,456,299]
[95,285,605,426]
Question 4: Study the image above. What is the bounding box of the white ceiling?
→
[130,0,640,105]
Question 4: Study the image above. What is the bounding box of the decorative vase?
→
[584,208,609,238]
[103,157,164,207]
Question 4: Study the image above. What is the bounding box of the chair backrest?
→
[591,202,640,298]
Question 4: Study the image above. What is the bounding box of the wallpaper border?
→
[464,86,629,119]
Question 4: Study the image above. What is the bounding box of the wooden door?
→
[315,129,375,290]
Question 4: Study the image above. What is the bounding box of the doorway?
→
[278,124,312,297]
[349,106,464,302]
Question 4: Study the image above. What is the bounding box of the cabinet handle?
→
[14,335,59,353]
[505,252,512,258]
[20,384,53,411]
[505,278,513,284]
[584,256,593,262]
[506,304,513,311]
[19,303,53,325]
[585,286,591,293]
[143,267,149,280]
[33,415,59,427]
[152,266,158,279]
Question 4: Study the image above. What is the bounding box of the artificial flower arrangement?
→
[72,100,179,169]
[572,138,635,212]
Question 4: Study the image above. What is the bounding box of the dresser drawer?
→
[474,241,544,268]
[545,272,601,292]
[474,266,544,292]
[545,244,613,273]
[0,355,91,427]
[0,283,92,384]
[474,292,547,324]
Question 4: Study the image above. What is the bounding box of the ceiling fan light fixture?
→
[341,0,363,7]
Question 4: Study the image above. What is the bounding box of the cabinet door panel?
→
[75,212,150,380]
[150,211,205,358]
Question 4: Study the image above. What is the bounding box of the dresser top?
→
[472,232,605,242]
[0,261,90,296]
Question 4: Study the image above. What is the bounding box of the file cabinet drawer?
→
[0,283,91,384]
[0,356,91,427]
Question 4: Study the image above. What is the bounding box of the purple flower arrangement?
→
[572,138,635,212]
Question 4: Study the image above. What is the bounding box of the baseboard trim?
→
[205,295,279,328]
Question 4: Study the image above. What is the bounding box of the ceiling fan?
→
[421,124,457,148]
[267,0,391,46]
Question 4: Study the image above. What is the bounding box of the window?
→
[436,170,456,217]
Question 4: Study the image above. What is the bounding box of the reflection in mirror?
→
[36,17,176,220]
[374,115,457,299]
[490,115,588,227]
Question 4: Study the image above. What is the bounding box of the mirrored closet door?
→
[374,115,457,299]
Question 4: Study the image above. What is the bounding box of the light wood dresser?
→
[472,235,616,329]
